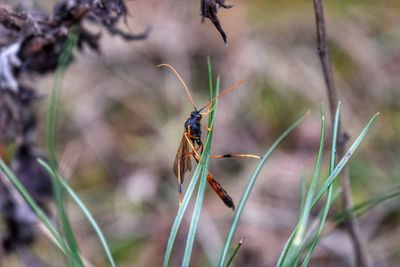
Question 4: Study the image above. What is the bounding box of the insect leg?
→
[183,131,202,161]
[207,172,235,210]
[189,141,235,210]
[201,123,213,132]
[183,129,235,210]
[177,160,183,206]
[175,129,201,206]
[200,104,216,116]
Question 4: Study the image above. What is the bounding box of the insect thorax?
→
[184,111,202,139]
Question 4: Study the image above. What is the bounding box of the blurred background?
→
[1,0,400,266]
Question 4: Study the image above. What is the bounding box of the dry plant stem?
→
[312,0,371,266]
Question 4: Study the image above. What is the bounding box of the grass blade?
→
[276,226,299,267]
[295,107,325,242]
[162,156,205,267]
[0,160,71,258]
[181,163,210,267]
[48,32,77,167]
[47,31,83,266]
[276,107,377,267]
[281,107,326,267]
[38,159,116,267]
[300,188,333,266]
[312,113,380,208]
[207,57,213,98]
[218,111,309,267]
[335,184,400,222]
[300,102,341,266]
[329,102,341,175]
[300,185,400,254]
[299,172,308,218]
[226,236,245,267]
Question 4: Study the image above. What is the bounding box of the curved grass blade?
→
[207,57,213,98]
[300,189,333,266]
[181,161,210,267]
[276,226,299,267]
[294,108,325,243]
[329,102,341,173]
[47,30,83,266]
[311,113,380,208]
[300,102,341,266]
[0,160,71,258]
[299,172,307,218]
[38,159,116,267]
[48,32,77,167]
[226,236,245,267]
[218,111,309,267]
[280,107,326,267]
[162,153,206,267]
[181,77,219,266]
[335,184,400,223]
[300,184,400,256]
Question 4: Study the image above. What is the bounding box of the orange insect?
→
[159,64,260,210]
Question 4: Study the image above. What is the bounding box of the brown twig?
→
[312,0,371,266]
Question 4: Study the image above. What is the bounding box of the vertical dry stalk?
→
[312,0,371,266]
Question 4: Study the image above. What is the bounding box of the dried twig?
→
[312,0,371,266]
[201,0,233,44]
[0,0,147,262]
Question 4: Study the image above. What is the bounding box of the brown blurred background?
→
[2,0,400,266]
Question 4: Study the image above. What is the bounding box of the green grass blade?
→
[0,160,70,257]
[301,102,341,267]
[207,57,213,98]
[218,111,309,267]
[298,110,378,266]
[276,226,299,267]
[226,236,245,267]
[281,107,326,267]
[181,77,219,266]
[162,156,205,267]
[295,108,325,242]
[335,184,400,222]
[299,172,307,218]
[299,189,341,253]
[38,159,116,267]
[301,183,399,261]
[300,187,332,267]
[312,113,380,208]
[47,31,83,267]
[48,31,77,168]
[329,102,341,174]
[301,185,400,254]
[181,163,209,267]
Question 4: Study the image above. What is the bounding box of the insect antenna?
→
[158,64,198,110]
[198,80,244,112]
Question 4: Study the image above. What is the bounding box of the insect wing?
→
[173,134,192,185]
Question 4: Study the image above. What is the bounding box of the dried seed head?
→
[201,0,233,44]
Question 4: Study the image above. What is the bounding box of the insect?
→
[158,64,260,210]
